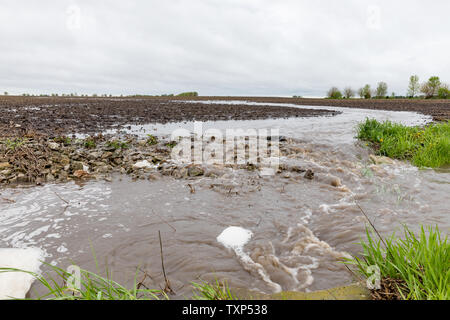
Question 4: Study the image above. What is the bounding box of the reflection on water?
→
[1,102,448,298]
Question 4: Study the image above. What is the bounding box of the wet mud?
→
[0,97,340,137]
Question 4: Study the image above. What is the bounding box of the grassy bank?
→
[346,225,449,300]
[0,262,233,300]
[356,119,450,168]
[0,263,166,300]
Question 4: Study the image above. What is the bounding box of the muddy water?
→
[1,102,449,298]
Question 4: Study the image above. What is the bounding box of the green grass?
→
[106,140,129,150]
[146,134,158,145]
[83,137,96,149]
[0,260,235,300]
[165,141,177,148]
[345,225,449,300]
[1,138,27,151]
[0,263,166,300]
[356,119,450,168]
[191,279,236,300]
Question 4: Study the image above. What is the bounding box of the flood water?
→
[1,101,449,298]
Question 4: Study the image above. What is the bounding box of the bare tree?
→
[407,75,420,98]
[344,87,355,99]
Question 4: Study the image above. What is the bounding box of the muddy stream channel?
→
[1,101,449,298]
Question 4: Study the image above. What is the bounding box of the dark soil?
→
[0,96,339,137]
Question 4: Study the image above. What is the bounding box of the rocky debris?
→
[304,169,314,180]
[16,173,28,183]
[370,155,395,165]
[0,169,12,176]
[291,166,306,173]
[330,177,342,187]
[0,134,176,186]
[0,132,328,188]
[203,167,225,178]
[73,170,90,179]
[0,162,11,170]
[48,142,60,150]
[157,163,205,179]
[187,165,204,177]
[133,160,154,169]
[71,161,86,172]
[317,174,342,187]
[278,163,307,174]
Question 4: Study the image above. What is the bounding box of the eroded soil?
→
[0,96,340,137]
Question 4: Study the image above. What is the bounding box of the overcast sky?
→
[1,0,449,97]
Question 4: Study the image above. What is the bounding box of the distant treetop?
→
[176,92,199,97]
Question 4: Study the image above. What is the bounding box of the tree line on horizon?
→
[325,75,449,100]
[2,91,199,98]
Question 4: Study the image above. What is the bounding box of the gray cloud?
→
[1,0,449,96]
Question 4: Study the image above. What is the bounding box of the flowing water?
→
[0,101,449,298]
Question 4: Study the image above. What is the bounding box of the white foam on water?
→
[0,247,44,299]
[217,226,253,249]
[217,227,282,292]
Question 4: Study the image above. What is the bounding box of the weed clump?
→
[165,141,177,148]
[83,137,97,149]
[106,140,129,150]
[146,134,158,145]
[1,138,27,151]
[192,279,236,300]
